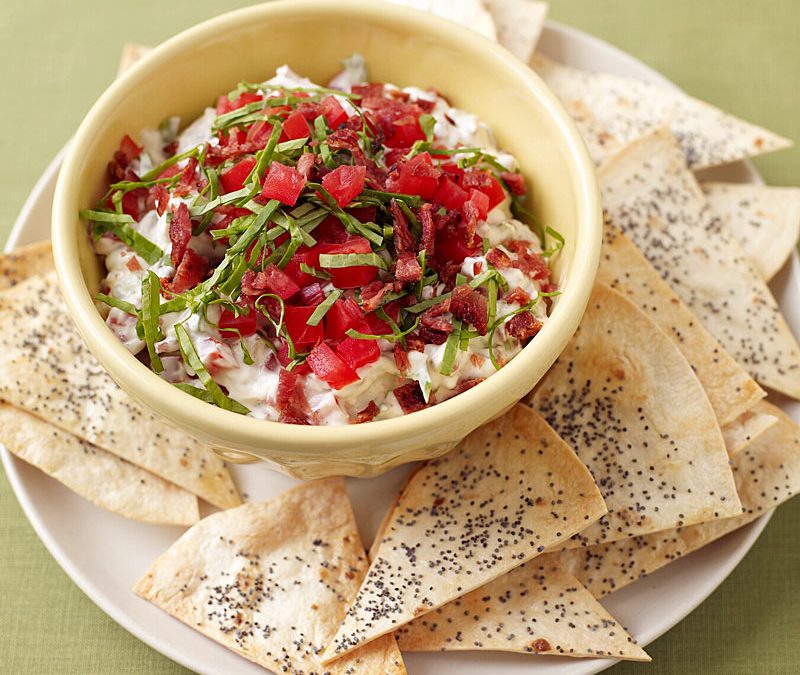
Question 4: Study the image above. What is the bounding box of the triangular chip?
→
[322,405,606,663]
[383,0,497,40]
[0,403,198,526]
[134,479,406,674]
[528,283,742,548]
[562,401,800,598]
[0,241,53,290]
[598,221,764,426]
[117,43,152,77]
[396,552,649,661]
[721,408,778,456]
[483,0,548,62]
[599,127,800,399]
[531,54,791,170]
[701,182,800,281]
[0,274,240,509]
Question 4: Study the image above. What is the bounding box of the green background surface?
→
[1,0,798,673]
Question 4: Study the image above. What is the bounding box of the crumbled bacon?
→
[276,369,310,425]
[360,281,392,313]
[162,249,208,295]
[418,326,449,345]
[405,334,426,352]
[150,183,170,217]
[462,199,479,245]
[450,285,488,335]
[500,172,527,196]
[351,83,385,99]
[454,377,486,394]
[395,251,422,282]
[296,152,316,179]
[486,247,512,270]
[126,257,142,272]
[419,203,435,256]
[505,312,543,341]
[504,287,531,306]
[473,260,484,276]
[169,203,192,268]
[461,168,494,192]
[420,312,453,334]
[173,157,199,197]
[393,344,410,373]
[389,199,416,252]
[393,381,428,414]
[507,240,550,280]
[426,297,450,317]
[354,400,380,424]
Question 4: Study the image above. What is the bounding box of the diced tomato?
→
[363,312,393,335]
[465,188,490,221]
[284,306,324,349]
[336,336,380,370]
[261,163,307,206]
[298,282,325,306]
[276,342,311,375]
[216,95,232,115]
[386,152,440,199]
[232,91,263,110]
[120,191,141,221]
[317,236,378,288]
[433,177,469,210]
[282,110,311,140]
[434,229,482,264]
[307,342,359,389]
[386,118,426,148]
[347,206,377,223]
[463,170,506,210]
[325,298,365,338]
[218,307,257,337]
[240,266,300,300]
[220,157,256,194]
[320,96,348,129]
[313,214,349,243]
[283,246,321,287]
[119,134,142,162]
[245,120,274,148]
[321,165,366,207]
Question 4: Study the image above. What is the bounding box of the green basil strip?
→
[439,318,462,376]
[360,188,422,207]
[247,122,283,186]
[487,278,498,327]
[212,100,269,132]
[470,269,509,292]
[314,116,335,169]
[346,317,419,343]
[300,262,330,280]
[405,292,451,314]
[95,292,137,316]
[141,271,165,374]
[173,383,250,415]
[141,147,200,182]
[82,210,164,265]
[174,323,251,414]
[306,289,342,327]
[276,137,309,154]
[308,183,384,246]
[189,186,252,217]
[542,226,565,258]
[318,253,388,270]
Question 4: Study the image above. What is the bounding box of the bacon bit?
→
[163,140,178,157]
[461,169,493,192]
[486,247,512,269]
[389,199,416,252]
[295,101,322,121]
[472,260,483,276]
[419,203,435,256]
[500,172,527,196]
[454,377,486,394]
[505,312,543,341]
[405,334,426,352]
[507,240,550,280]
[354,400,380,423]
[169,203,192,268]
[395,251,422,282]
[276,369,310,425]
[173,157,199,197]
[150,184,170,217]
[415,98,435,113]
[296,152,316,179]
[393,344,410,373]
[162,249,208,295]
[450,285,489,335]
[504,287,531,306]
[434,261,463,290]
[462,199,479,245]
[393,381,428,414]
[427,296,451,317]
[351,83,384,99]
[126,257,142,272]
[418,326,449,345]
[420,311,453,334]
[360,281,392,313]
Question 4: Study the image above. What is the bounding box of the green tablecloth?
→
[1,1,798,672]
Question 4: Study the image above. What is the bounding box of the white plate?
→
[3,20,799,675]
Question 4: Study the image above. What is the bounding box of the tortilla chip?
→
[599,127,800,400]
[117,43,152,77]
[530,54,791,170]
[0,241,53,290]
[721,409,778,456]
[134,479,406,674]
[528,283,742,549]
[701,182,800,281]
[483,0,548,62]
[384,0,497,40]
[322,405,606,663]
[396,552,649,661]
[0,403,198,525]
[562,401,800,598]
[598,221,764,426]
[0,274,240,509]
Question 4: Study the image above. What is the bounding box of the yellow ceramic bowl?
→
[52,0,601,479]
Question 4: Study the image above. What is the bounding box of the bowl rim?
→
[51,0,601,454]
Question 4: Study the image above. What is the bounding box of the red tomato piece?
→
[218,307,257,337]
[386,152,441,199]
[320,95,348,129]
[313,214,349,243]
[317,236,379,288]
[298,282,325,306]
[463,170,506,210]
[321,165,367,207]
[261,163,307,206]
[336,336,380,370]
[347,205,377,223]
[307,342,359,389]
[465,188,490,221]
[219,156,257,194]
[283,246,321,287]
[119,134,142,162]
[276,342,311,375]
[363,312,393,335]
[245,120,274,148]
[282,110,311,140]
[433,177,469,210]
[386,119,426,148]
[231,91,263,110]
[284,306,324,349]
[325,298,365,338]
[435,229,482,264]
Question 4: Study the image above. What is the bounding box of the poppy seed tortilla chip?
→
[0,403,198,526]
[483,0,548,63]
[0,274,240,509]
[701,182,800,281]
[322,405,606,663]
[134,478,407,674]
[561,401,800,598]
[0,241,53,290]
[529,283,742,549]
[530,54,791,170]
[599,127,800,400]
[396,552,649,661]
[384,0,497,40]
[117,43,152,77]
[720,408,778,456]
[598,221,765,426]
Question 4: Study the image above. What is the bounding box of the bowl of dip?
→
[52,0,601,478]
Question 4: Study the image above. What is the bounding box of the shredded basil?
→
[306,289,342,326]
[95,292,137,316]
[141,271,165,374]
[81,210,164,265]
[173,383,250,414]
[318,253,388,270]
[439,318,462,376]
[346,317,419,343]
